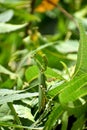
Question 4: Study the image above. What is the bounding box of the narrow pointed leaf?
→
[0,23,27,33]
[61,112,68,130]
[74,22,87,76]
[0,92,38,105]
[0,89,24,96]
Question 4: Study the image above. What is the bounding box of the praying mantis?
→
[35,54,47,113]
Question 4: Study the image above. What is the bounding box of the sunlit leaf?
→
[0,23,27,33]
[0,10,14,22]
[0,89,24,96]
[14,105,35,122]
[0,104,13,121]
[55,40,78,54]
[0,92,38,105]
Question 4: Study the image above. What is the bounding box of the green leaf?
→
[74,22,87,76]
[0,92,38,104]
[43,48,67,70]
[0,89,24,96]
[61,112,68,130]
[0,23,27,33]
[0,79,15,89]
[14,105,35,122]
[25,65,38,82]
[15,10,40,22]
[25,65,62,83]
[59,74,87,104]
[45,67,63,80]
[48,73,87,98]
[0,10,14,22]
[65,87,87,103]
[55,40,78,54]
[48,81,67,98]
[0,115,13,122]
[0,104,13,121]
[44,104,63,130]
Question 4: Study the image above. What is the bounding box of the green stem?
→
[8,102,23,130]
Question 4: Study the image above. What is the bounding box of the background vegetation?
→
[0,0,87,130]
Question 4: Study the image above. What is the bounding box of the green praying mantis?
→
[35,54,48,113]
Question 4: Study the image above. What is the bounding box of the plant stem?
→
[8,102,23,130]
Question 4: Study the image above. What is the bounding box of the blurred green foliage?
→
[0,0,87,130]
